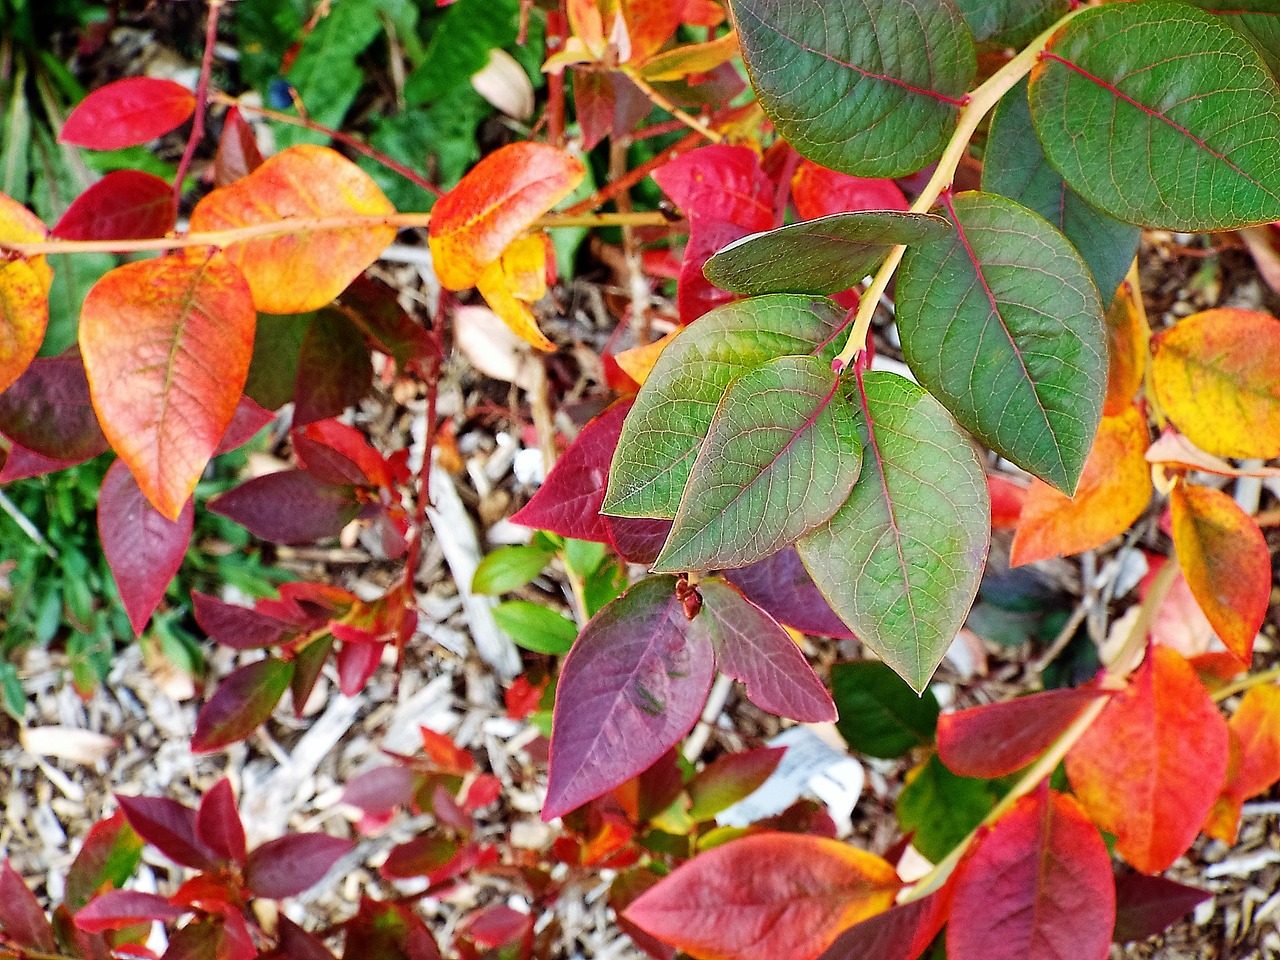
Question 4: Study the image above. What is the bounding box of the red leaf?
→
[1065,647,1229,873]
[244,834,356,900]
[341,897,445,960]
[456,905,533,952]
[1112,873,1210,944]
[98,459,193,635]
[295,420,390,487]
[191,658,294,752]
[380,834,462,881]
[60,78,195,150]
[214,107,264,188]
[0,354,109,461]
[80,249,255,520]
[0,443,87,481]
[335,641,382,696]
[195,779,247,866]
[653,145,774,230]
[335,276,440,377]
[208,470,360,544]
[511,398,631,544]
[74,891,186,933]
[791,160,908,219]
[603,515,673,566]
[504,675,547,720]
[937,688,1107,780]
[341,766,423,817]
[1207,683,1280,843]
[676,217,753,323]
[698,579,836,722]
[462,774,502,812]
[0,861,56,951]
[53,171,176,241]
[625,833,901,960]
[573,70,615,152]
[722,547,856,640]
[192,593,295,650]
[544,575,714,820]
[419,726,476,773]
[817,888,951,960]
[987,474,1028,530]
[215,397,274,455]
[948,789,1114,960]
[115,795,216,871]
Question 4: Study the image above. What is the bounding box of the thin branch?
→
[626,70,723,144]
[172,0,224,206]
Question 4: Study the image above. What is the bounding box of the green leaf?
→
[1182,1,1280,80]
[951,0,1068,46]
[703,212,952,296]
[1028,1,1280,231]
[896,191,1106,493]
[405,0,520,104]
[728,0,976,178]
[655,356,862,573]
[244,313,311,410]
[796,373,989,693]
[0,660,25,721]
[983,78,1139,305]
[896,753,1000,862]
[831,661,940,759]
[472,545,553,595]
[564,539,607,580]
[492,600,578,655]
[605,294,850,519]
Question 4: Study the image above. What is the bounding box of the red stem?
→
[545,6,569,148]
[173,0,223,205]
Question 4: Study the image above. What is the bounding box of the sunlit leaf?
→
[474,233,555,351]
[60,78,195,150]
[0,192,51,396]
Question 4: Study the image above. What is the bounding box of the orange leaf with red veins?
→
[475,235,555,352]
[624,833,900,960]
[0,193,52,395]
[1206,685,1280,843]
[1065,646,1228,874]
[80,250,255,520]
[1170,482,1269,663]
[1010,406,1151,567]
[948,789,1114,960]
[189,144,395,314]
[428,143,585,291]
[1103,280,1149,417]
[1150,308,1280,459]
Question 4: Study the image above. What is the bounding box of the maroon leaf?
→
[293,419,391,487]
[511,399,631,545]
[0,861,56,951]
[544,575,715,820]
[573,70,615,153]
[195,778,247,865]
[115,795,217,871]
[335,641,383,696]
[380,834,462,881]
[294,309,374,426]
[723,547,856,640]
[209,470,360,544]
[273,917,337,960]
[192,593,295,650]
[0,355,109,462]
[64,811,144,912]
[937,688,1107,780]
[818,889,951,960]
[215,397,274,454]
[163,917,254,960]
[98,459,193,635]
[341,767,424,817]
[337,276,440,376]
[603,515,673,567]
[244,833,356,899]
[0,443,87,481]
[1112,873,1211,944]
[341,897,445,960]
[191,658,295,752]
[74,891,187,933]
[698,580,836,722]
[214,107,264,188]
[294,434,373,487]
[948,789,1114,960]
[60,77,195,150]
[52,171,176,241]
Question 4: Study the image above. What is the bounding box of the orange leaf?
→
[1102,279,1149,417]
[639,31,739,82]
[1206,685,1280,843]
[428,143,585,291]
[0,193,52,395]
[1065,646,1228,874]
[189,144,395,314]
[624,833,900,960]
[80,250,256,520]
[1150,307,1280,459]
[614,330,677,387]
[475,235,555,352]
[1170,481,1269,663]
[623,0,681,60]
[1010,406,1151,567]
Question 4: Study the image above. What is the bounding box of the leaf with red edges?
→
[1065,646,1229,873]
[60,78,195,149]
[98,459,193,635]
[0,861,56,951]
[194,779,246,866]
[0,444,86,482]
[723,547,855,640]
[342,897,444,960]
[115,795,216,870]
[604,515,673,567]
[545,575,714,820]
[215,397,273,455]
[1170,481,1270,663]
[938,688,1107,780]
[698,579,835,722]
[74,891,186,933]
[817,888,951,960]
[244,834,356,900]
[79,249,255,520]
[53,171,175,241]
[625,833,900,960]
[0,354,109,462]
[1206,684,1280,843]
[686,747,786,822]
[192,658,295,753]
[208,471,361,544]
[948,789,1114,960]
[295,419,390,487]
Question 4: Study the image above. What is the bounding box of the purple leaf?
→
[0,860,56,951]
[98,459,193,635]
[209,470,360,544]
[294,309,373,427]
[341,767,424,817]
[115,795,217,871]
[74,890,187,933]
[192,658,294,752]
[0,442,87,482]
[699,580,836,722]
[244,833,356,899]
[604,515,674,567]
[275,917,338,960]
[544,575,715,820]
[0,355,109,461]
[723,548,856,640]
[192,592,296,650]
[215,397,274,454]
[1113,873,1211,944]
[294,433,372,487]
[195,778,247,865]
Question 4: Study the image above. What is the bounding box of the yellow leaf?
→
[615,330,677,386]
